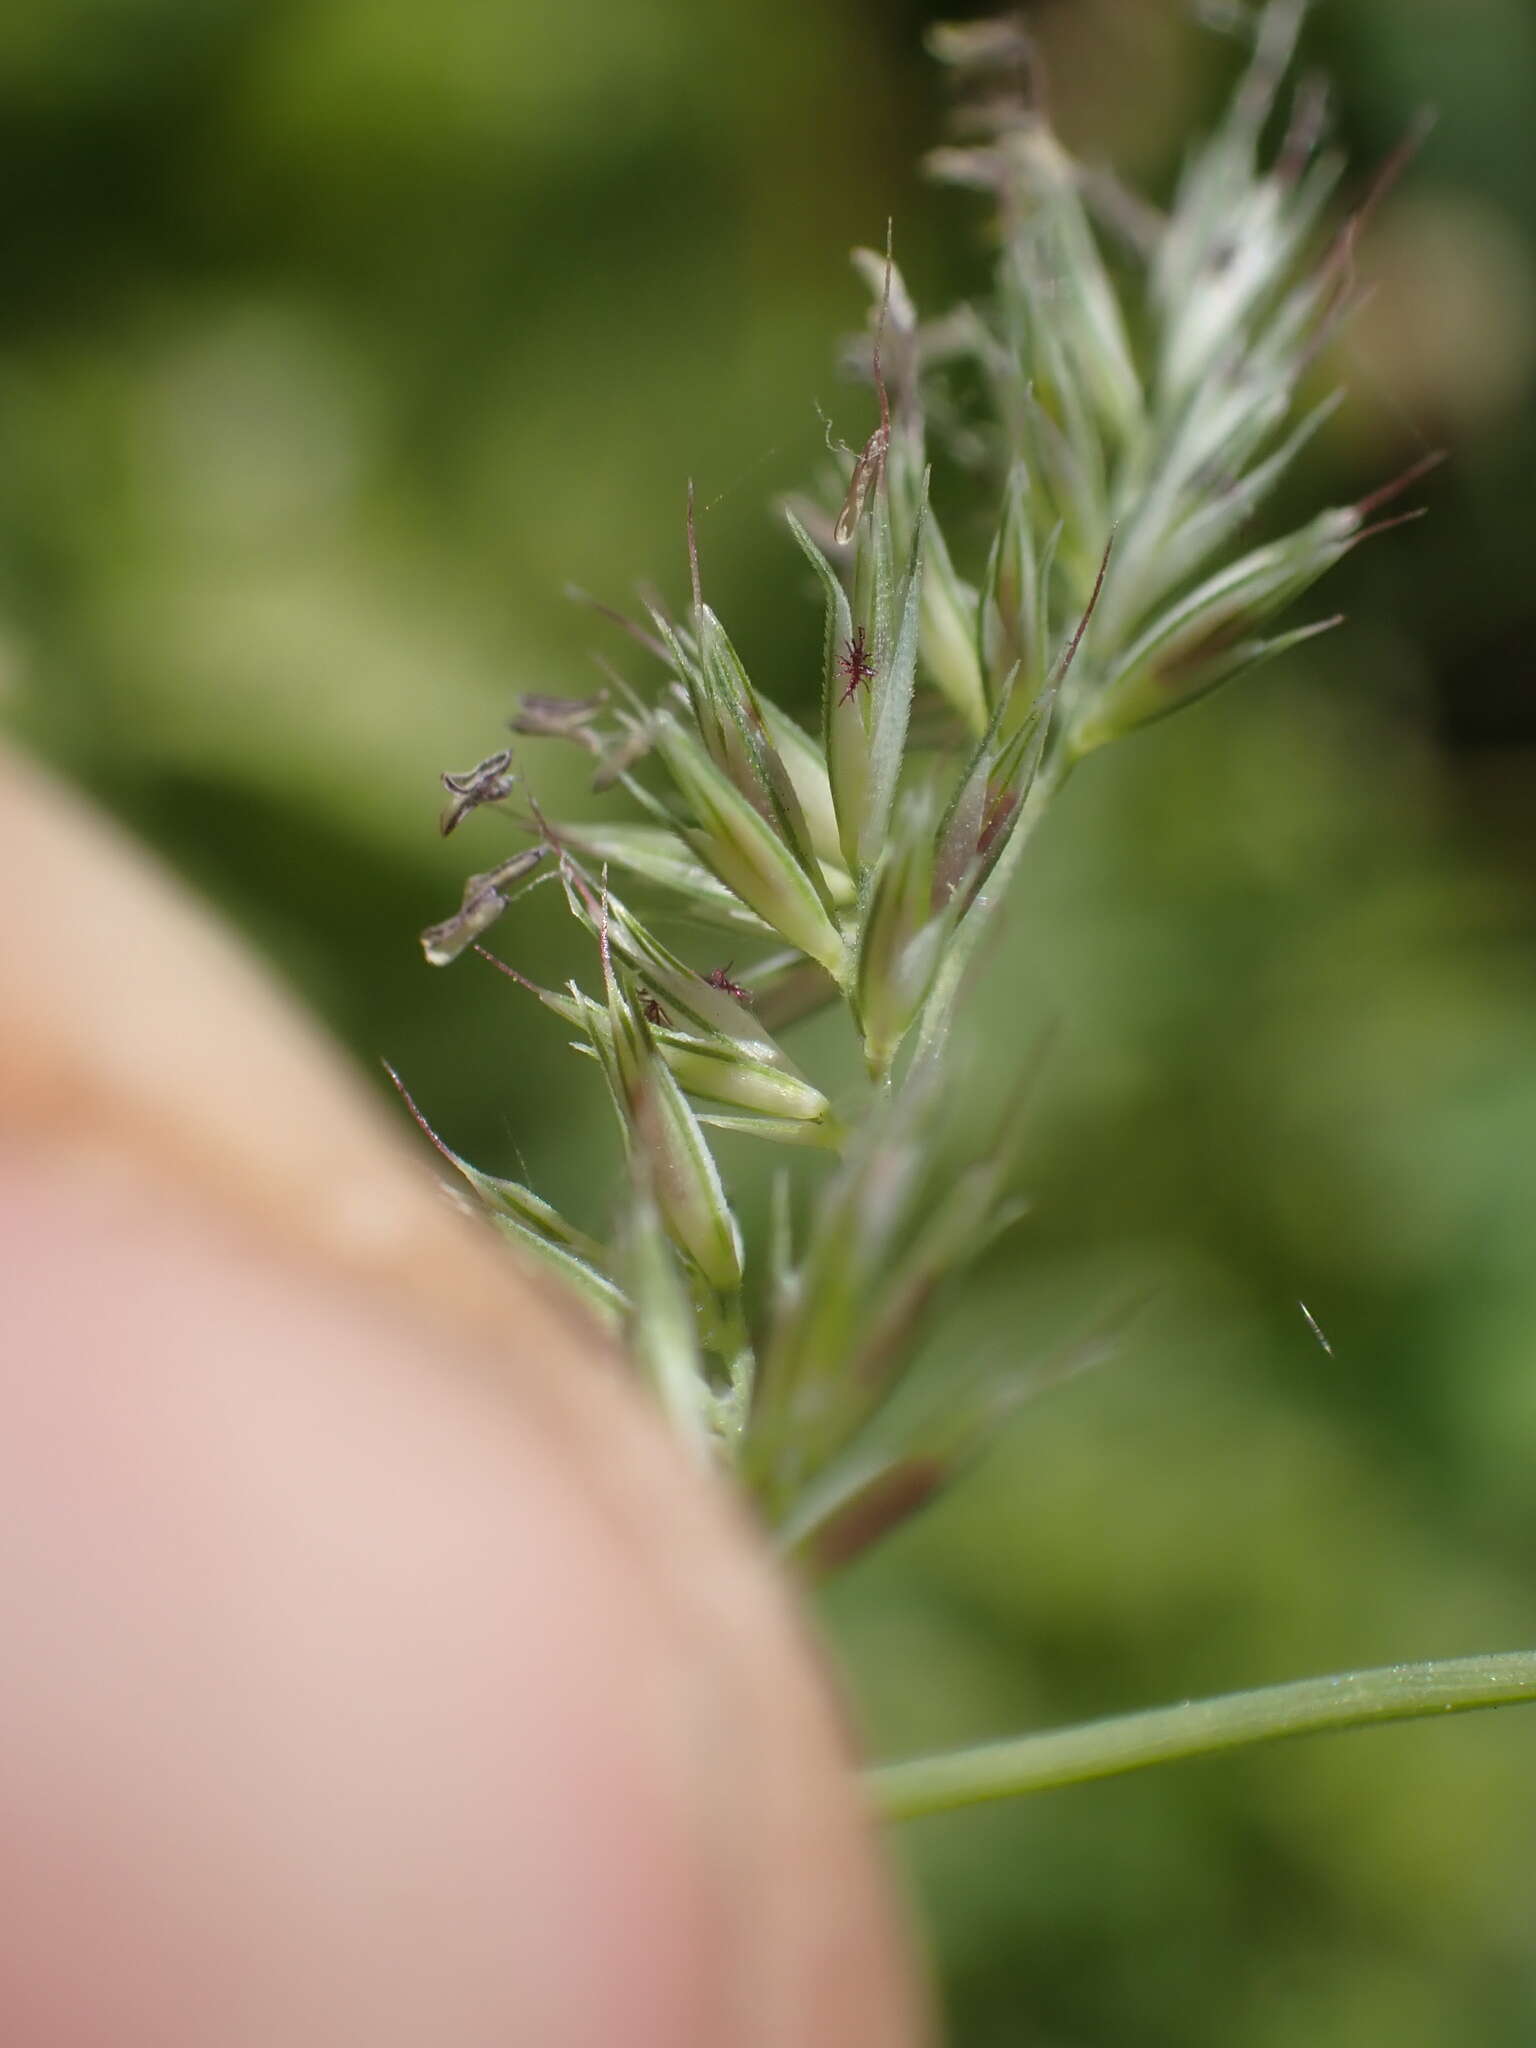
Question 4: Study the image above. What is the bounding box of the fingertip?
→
[0,1150,927,2046]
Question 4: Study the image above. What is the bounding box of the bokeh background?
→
[6,0,1536,2040]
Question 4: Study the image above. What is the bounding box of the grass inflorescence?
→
[410,1,1428,1574]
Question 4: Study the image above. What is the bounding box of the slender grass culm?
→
[404,0,1536,1829]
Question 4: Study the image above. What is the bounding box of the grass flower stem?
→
[869,1652,1536,1821]
[420,0,1460,1615]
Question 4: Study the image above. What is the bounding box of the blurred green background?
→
[6,0,1536,2040]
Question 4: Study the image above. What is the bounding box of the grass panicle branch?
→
[418,0,1419,1519]
[394,2,1523,1823]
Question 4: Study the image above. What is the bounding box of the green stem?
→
[868,1652,1536,1822]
